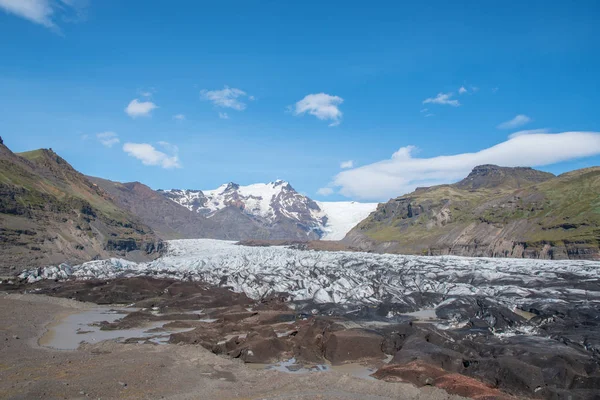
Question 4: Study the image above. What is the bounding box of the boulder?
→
[324,329,385,364]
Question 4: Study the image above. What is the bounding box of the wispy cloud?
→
[292,93,344,126]
[138,88,155,98]
[201,86,250,111]
[497,114,532,129]
[219,112,229,119]
[420,108,434,117]
[317,187,334,196]
[125,99,158,118]
[123,142,181,169]
[0,0,87,29]
[325,131,600,200]
[422,92,460,107]
[458,85,478,95]
[96,132,120,148]
[340,160,354,169]
[173,114,185,121]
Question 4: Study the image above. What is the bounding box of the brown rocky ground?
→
[0,292,468,400]
[0,277,538,400]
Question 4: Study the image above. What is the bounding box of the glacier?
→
[20,239,600,312]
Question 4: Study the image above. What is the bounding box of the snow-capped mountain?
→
[159,180,377,240]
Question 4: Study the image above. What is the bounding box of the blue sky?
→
[1,0,599,201]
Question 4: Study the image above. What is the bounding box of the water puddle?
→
[40,307,193,350]
[247,355,392,381]
[403,308,438,321]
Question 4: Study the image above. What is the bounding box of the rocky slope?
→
[87,177,225,240]
[0,138,161,275]
[343,164,600,259]
[161,182,377,241]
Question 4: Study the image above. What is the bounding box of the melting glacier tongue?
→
[20,239,600,313]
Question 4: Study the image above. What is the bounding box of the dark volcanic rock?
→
[391,336,466,373]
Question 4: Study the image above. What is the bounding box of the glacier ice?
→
[19,239,600,312]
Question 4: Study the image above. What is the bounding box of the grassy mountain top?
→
[344,165,600,260]
[454,164,555,190]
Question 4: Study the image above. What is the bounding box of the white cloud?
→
[327,131,600,201]
[497,114,532,129]
[317,187,334,196]
[0,0,86,29]
[201,86,250,111]
[458,86,467,94]
[420,108,428,113]
[219,112,229,119]
[292,93,343,126]
[96,132,120,148]
[422,92,460,107]
[173,114,185,120]
[340,160,354,169]
[123,142,181,169]
[125,99,158,118]
[425,113,435,117]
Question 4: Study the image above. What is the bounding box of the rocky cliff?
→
[0,139,161,275]
[343,164,600,260]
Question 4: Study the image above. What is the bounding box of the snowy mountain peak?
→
[223,182,240,192]
[160,181,378,240]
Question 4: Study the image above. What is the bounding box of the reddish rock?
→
[373,361,447,386]
[374,361,515,400]
[435,374,515,400]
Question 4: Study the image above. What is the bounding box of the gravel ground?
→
[0,293,465,400]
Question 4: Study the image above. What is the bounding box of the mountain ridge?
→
[160,181,378,240]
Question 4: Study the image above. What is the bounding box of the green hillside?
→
[344,165,600,259]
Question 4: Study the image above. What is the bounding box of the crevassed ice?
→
[19,239,600,308]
